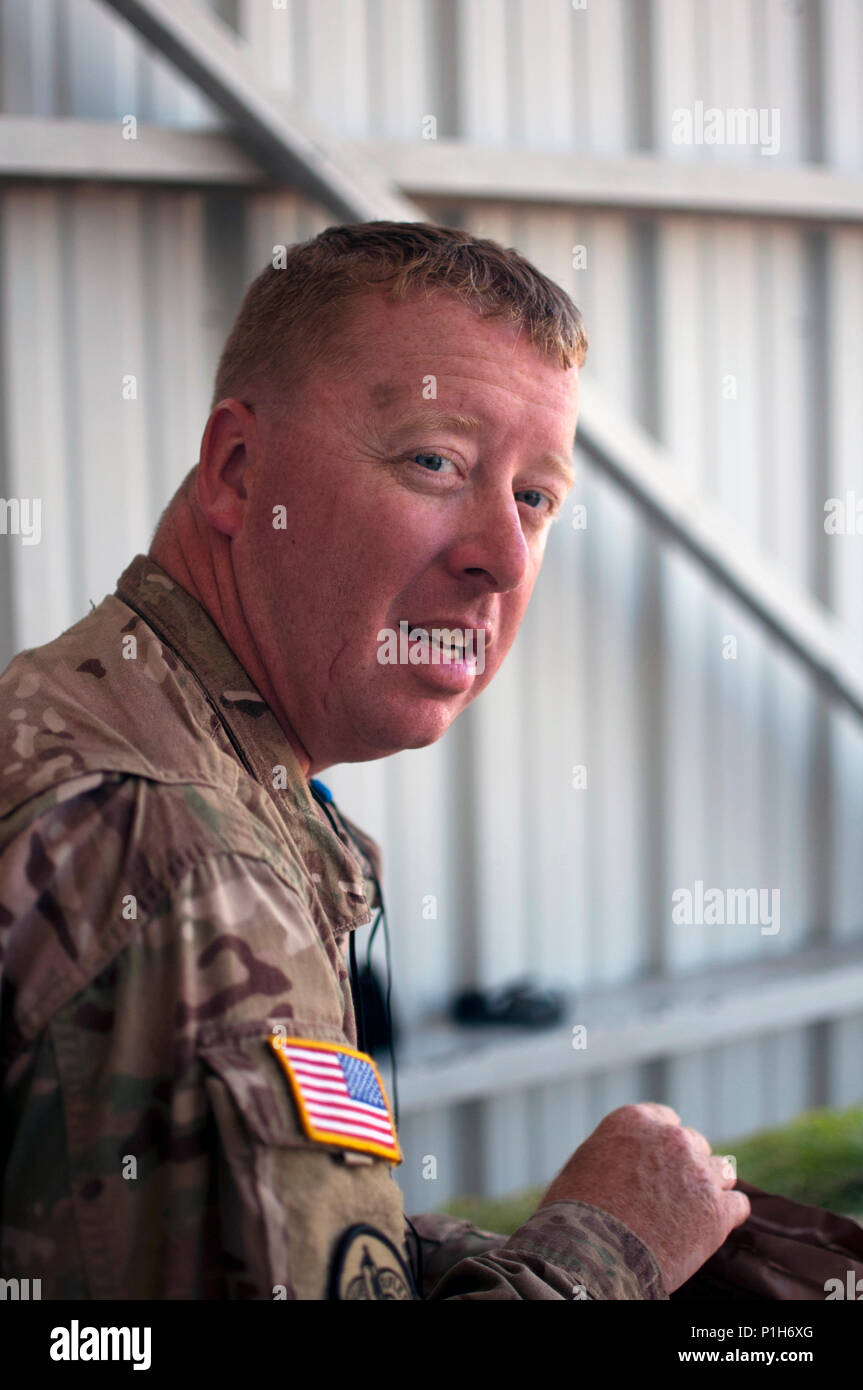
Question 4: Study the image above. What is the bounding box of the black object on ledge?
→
[451,977,566,1029]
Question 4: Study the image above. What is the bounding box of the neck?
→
[148,498,313,778]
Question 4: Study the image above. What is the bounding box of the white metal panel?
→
[142,191,212,507]
[1,187,76,647]
[133,13,219,125]
[375,740,456,1018]
[757,223,818,962]
[827,229,863,647]
[482,1092,535,1197]
[759,0,808,164]
[759,645,818,959]
[580,0,630,154]
[0,0,58,115]
[66,188,152,611]
[668,1050,713,1135]
[2,182,223,648]
[652,0,701,161]
[589,1063,644,1129]
[578,468,654,985]
[832,1013,863,1107]
[657,216,707,490]
[760,227,811,584]
[457,0,511,144]
[536,1077,592,1191]
[367,0,436,140]
[238,0,297,93]
[0,0,216,124]
[241,0,443,142]
[708,592,768,968]
[396,1106,462,1213]
[757,1027,809,1130]
[821,0,863,168]
[669,1025,812,1147]
[703,0,758,166]
[511,0,576,151]
[709,222,768,969]
[300,0,370,137]
[571,212,651,987]
[831,706,863,944]
[657,216,711,978]
[827,228,863,943]
[662,553,713,977]
[64,0,135,120]
[0,0,54,115]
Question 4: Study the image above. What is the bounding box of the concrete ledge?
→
[394,937,863,1115]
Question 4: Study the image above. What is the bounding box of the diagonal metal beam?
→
[577,378,863,722]
[103,0,421,223]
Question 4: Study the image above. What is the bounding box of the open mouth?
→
[430,631,469,661]
[403,622,473,662]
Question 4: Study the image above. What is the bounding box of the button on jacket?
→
[0,555,667,1300]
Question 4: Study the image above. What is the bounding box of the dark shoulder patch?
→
[328,1224,417,1301]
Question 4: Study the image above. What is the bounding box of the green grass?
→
[441,1103,863,1235]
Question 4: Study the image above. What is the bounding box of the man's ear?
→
[196,399,257,538]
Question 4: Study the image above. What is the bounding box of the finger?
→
[724,1190,752,1229]
[708,1153,737,1186]
[681,1125,712,1158]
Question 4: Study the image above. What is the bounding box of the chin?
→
[350,697,461,759]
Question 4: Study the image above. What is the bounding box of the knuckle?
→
[663,1123,692,1155]
[628,1101,665,1126]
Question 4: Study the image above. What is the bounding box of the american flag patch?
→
[268,1036,402,1164]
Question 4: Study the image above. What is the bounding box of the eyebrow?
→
[381,405,576,489]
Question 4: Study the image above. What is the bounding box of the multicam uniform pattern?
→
[0,555,668,1300]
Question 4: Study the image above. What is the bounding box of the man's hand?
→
[537,1102,751,1294]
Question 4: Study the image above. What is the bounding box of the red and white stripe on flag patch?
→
[268,1035,402,1164]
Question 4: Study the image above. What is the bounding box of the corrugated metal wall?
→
[1,0,862,1214]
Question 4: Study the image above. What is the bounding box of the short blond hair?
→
[211,220,587,409]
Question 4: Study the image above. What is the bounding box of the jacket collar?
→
[115,554,382,923]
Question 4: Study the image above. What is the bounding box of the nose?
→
[442,488,531,593]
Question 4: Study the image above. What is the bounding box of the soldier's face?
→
[236,290,580,771]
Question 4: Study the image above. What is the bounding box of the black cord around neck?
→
[347,923,367,1054]
[308,783,396,1098]
[308,779,423,1294]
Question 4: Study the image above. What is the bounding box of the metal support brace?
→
[105,0,421,223]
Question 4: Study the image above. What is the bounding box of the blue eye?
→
[412,453,449,472]
[517,489,552,513]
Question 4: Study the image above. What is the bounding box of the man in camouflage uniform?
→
[0,222,746,1299]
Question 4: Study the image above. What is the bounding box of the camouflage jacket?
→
[0,554,667,1300]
